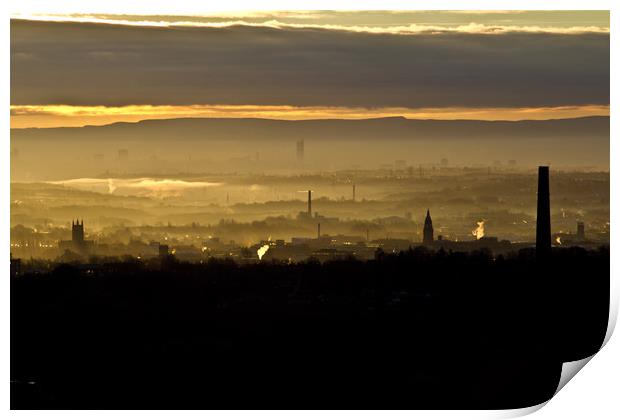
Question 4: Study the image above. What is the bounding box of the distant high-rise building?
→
[296,139,304,162]
[423,209,434,245]
[118,149,129,161]
[536,166,551,257]
[576,221,585,241]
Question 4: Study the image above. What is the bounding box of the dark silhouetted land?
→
[11,247,609,409]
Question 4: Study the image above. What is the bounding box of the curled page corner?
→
[490,303,616,419]
[488,356,597,419]
[553,293,618,397]
[506,314,615,417]
[554,355,595,396]
[602,285,618,348]
[493,401,548,419]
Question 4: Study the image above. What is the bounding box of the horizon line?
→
[10,114,611,130]
[10,103,610,129]
[10,115,610,130]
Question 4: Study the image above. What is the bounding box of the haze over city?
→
[10,6,610,410]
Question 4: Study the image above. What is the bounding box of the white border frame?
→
[3,1,617,418]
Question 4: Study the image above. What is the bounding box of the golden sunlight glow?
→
[10,104,610,128]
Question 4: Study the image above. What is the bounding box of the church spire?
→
[423,209,434,245]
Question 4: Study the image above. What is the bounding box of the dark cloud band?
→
[10,19,609,108]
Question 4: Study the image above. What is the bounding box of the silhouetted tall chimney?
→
[352,184,356,202]
[307,190,312,217]
[317,223,321,239]
[536,166,551,257]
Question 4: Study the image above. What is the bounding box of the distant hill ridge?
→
[11,116,609,143]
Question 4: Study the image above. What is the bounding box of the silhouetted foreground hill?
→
[11,116,609,143]
[11,247,609,409]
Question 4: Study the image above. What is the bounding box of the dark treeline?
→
[11,247,609,409]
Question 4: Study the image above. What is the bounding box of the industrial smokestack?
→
[536,166,551,258]
[352,184,356,202]
[317,223,321,239]
[308,190,312,217]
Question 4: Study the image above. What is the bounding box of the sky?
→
[10,9,610,128]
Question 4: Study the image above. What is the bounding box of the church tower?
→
[423,209,434,245]
[72,219,84,243]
